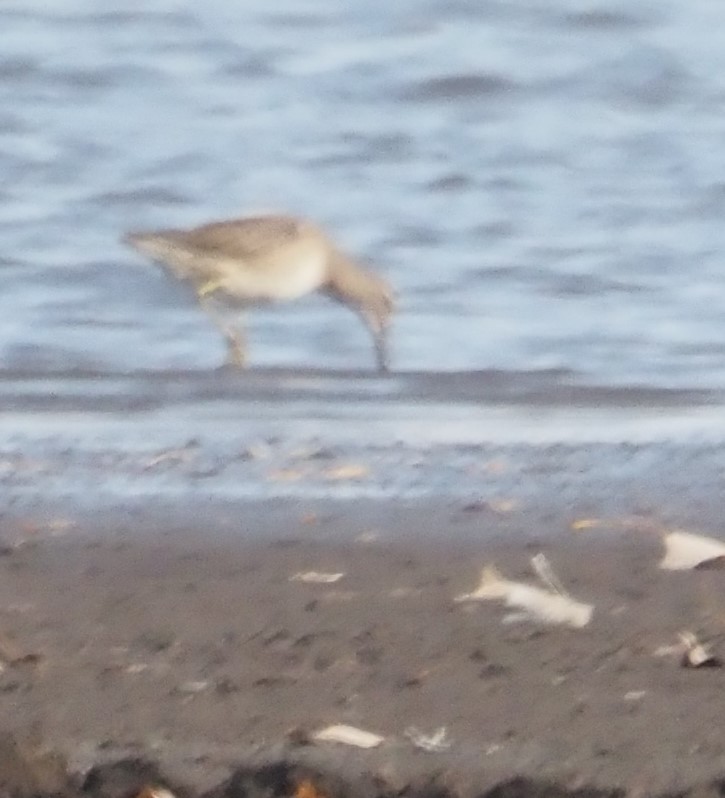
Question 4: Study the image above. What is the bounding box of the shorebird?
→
[123,214,395,371]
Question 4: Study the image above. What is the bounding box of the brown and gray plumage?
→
[123,214,395,371]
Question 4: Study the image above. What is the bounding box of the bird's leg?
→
[362,311,390,373]
[224,325,247,368]
[374,329,389,373]
[198,294,248,368]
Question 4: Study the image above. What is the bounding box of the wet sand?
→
[2,498,725,798]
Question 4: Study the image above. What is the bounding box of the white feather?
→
[660,531,725,570]
[457,564,592,628]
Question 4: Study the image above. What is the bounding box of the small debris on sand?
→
[289,572,345,584]
[312,724,384,748]
[404,726,451,752]
[679,631,721,669]
[136,787,178,798]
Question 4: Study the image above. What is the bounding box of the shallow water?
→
[2,0,725,387]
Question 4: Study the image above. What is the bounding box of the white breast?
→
[220,249,328,302]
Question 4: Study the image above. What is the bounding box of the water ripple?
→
[401,73,520,102]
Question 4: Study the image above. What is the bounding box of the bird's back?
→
[172,215,310,260]
[125,215,332,302]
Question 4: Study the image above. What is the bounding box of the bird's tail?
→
[122,231,172,260]
[122,230,199,280]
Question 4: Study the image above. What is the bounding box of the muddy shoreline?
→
[2,496,725,797]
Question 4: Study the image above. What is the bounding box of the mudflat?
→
[1,498,724,798]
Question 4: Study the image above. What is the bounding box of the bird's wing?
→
[176,216,307,261]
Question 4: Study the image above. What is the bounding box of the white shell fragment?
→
[313,724,384,748]
[659,531,725,570]
[290,572,345,583]
[404,726,452,752]
[456,558,593,629]
[177,680,209,694]
[679,631,721,668]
